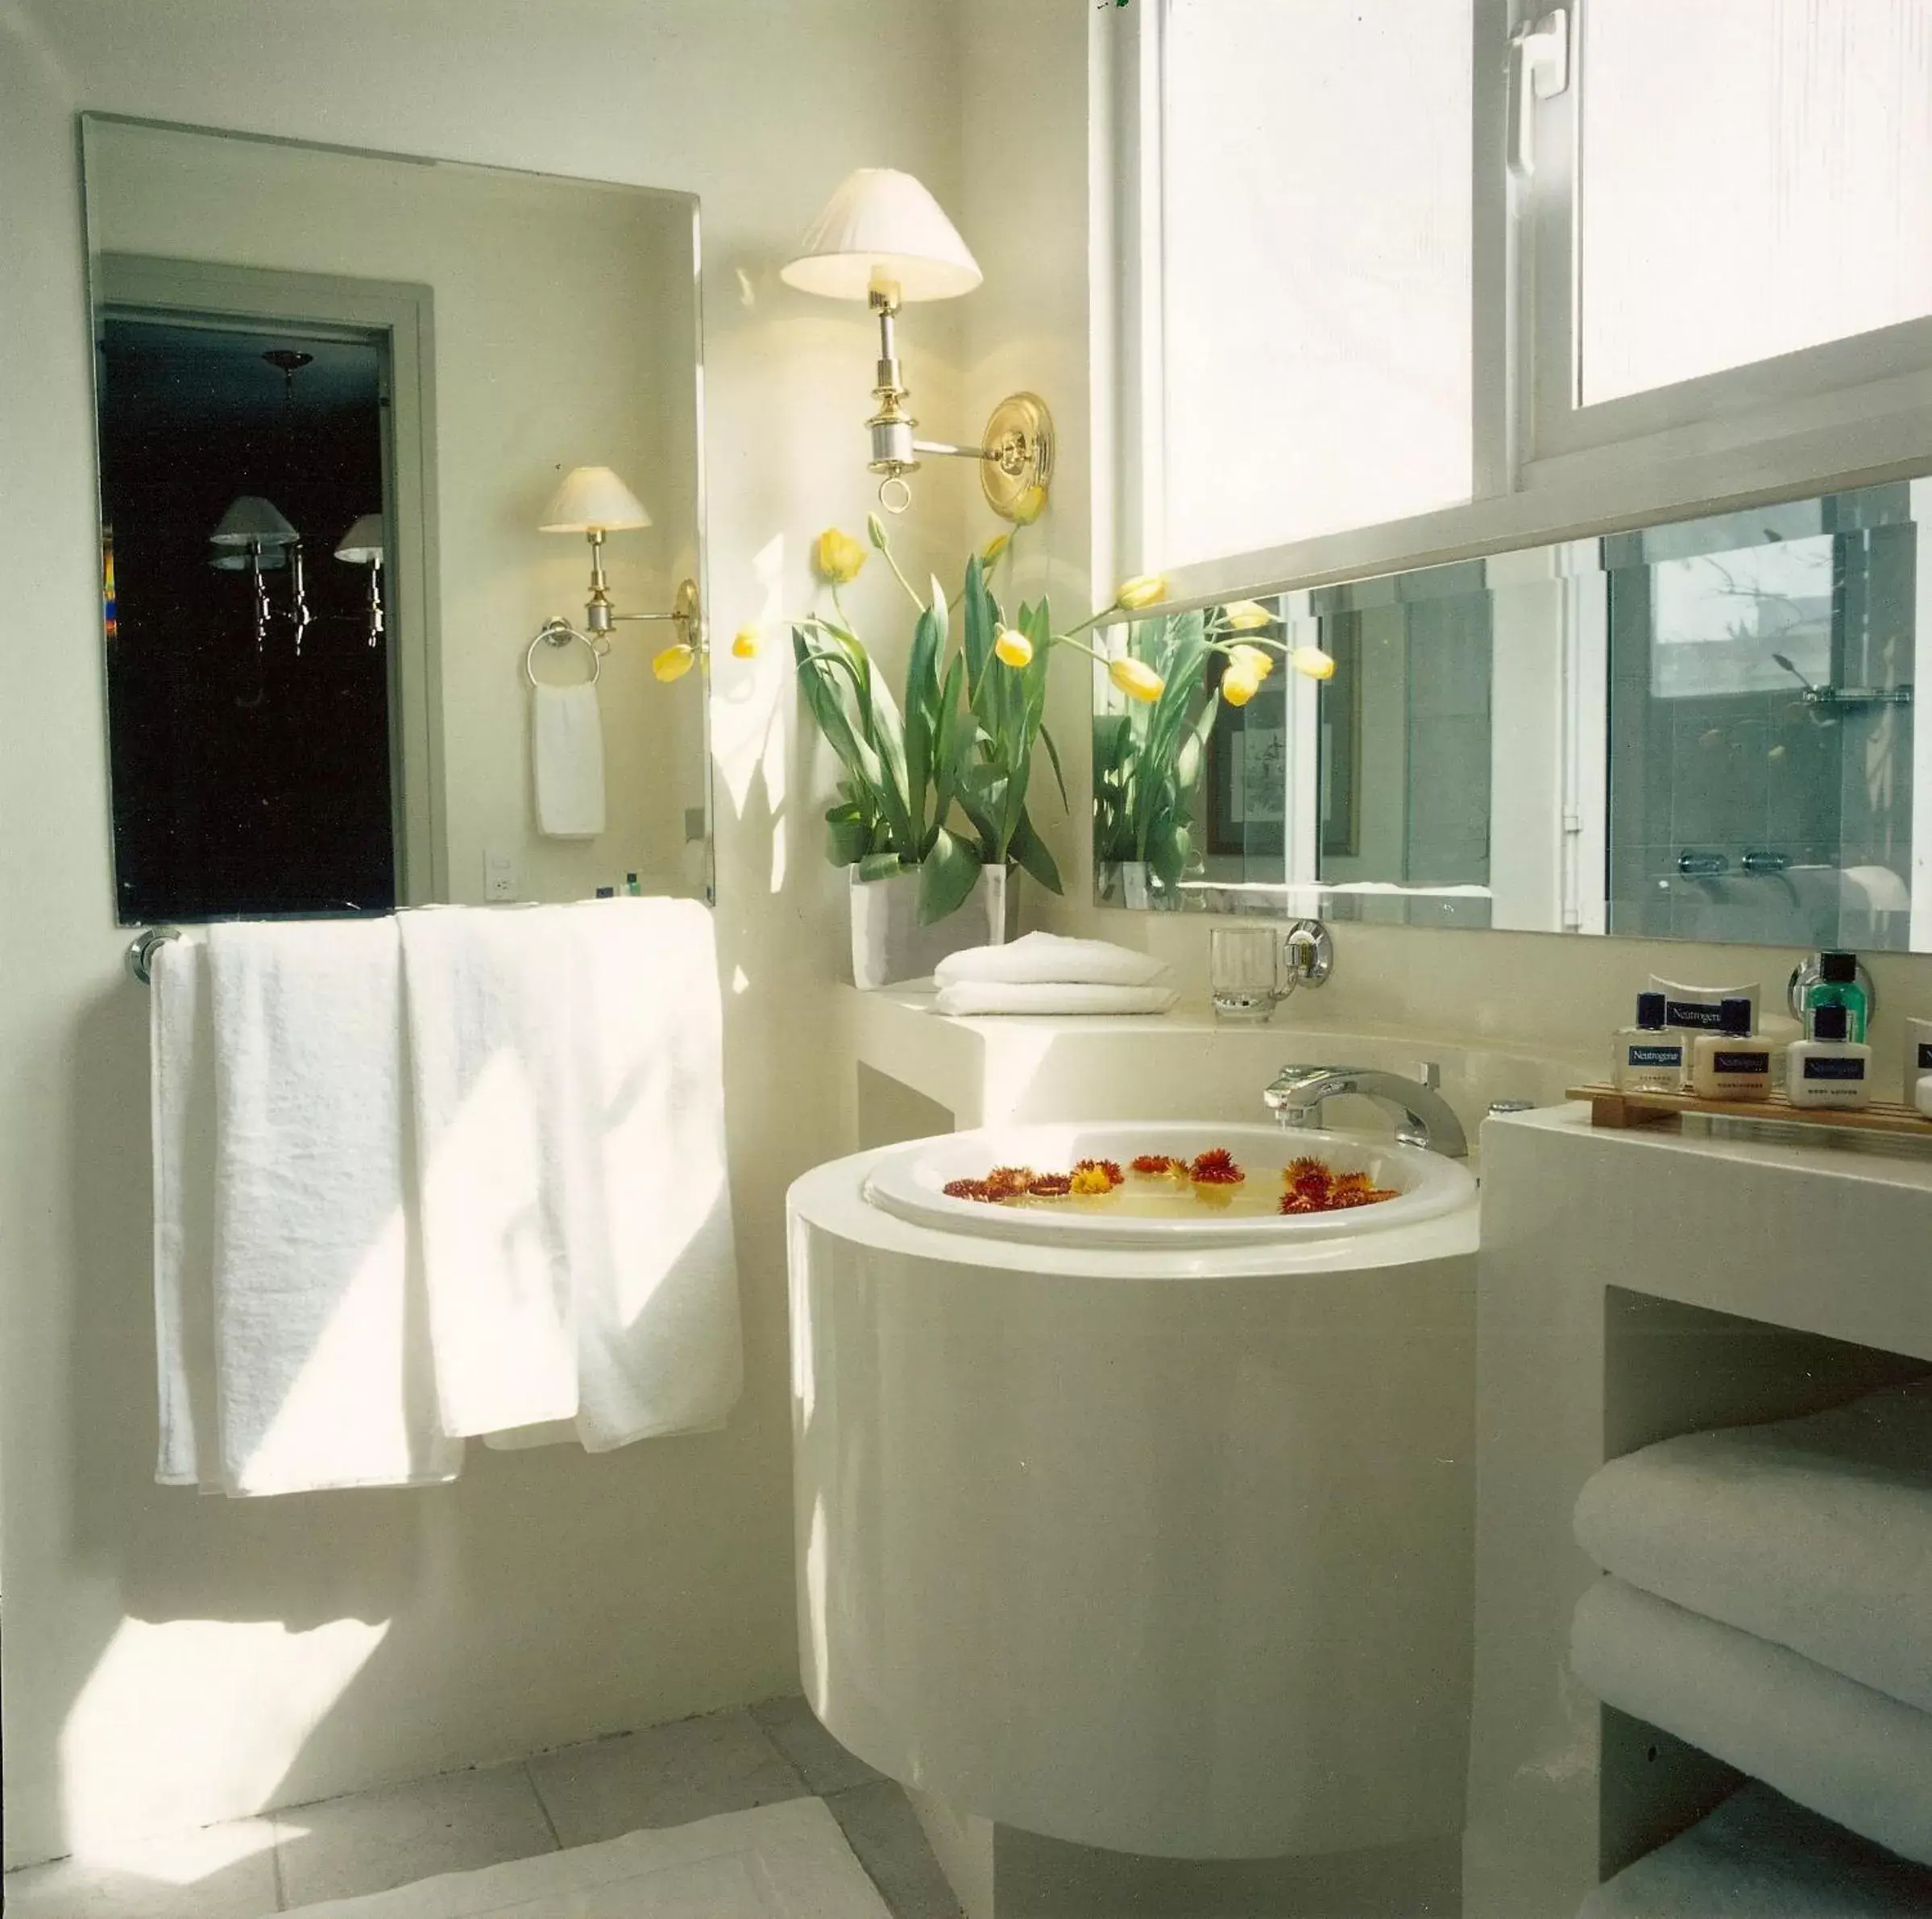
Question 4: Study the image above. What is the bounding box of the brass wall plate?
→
[981,391,1054,520]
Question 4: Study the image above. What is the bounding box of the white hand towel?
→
[934,930,1169,989]
[561,896,742,1448]
[1580,1782,1932,1919]
[398,906,587,1437]
[151,934,218,1486]
[1574,1378,1932,1714]
[1570,1577,1932,1867]
[933,980,1179,1017]
[205,919,462,1495]
[532,679,606,839]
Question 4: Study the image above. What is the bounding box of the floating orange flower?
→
[1189,1147,1245,1186]
[1072,1158,1125,1189]
[984,1166,1035,1201]
[944,1177,996,1203]
[1130,1154,1182,1177]
[1028,1173,1073,1199]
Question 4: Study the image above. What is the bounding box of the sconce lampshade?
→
[780,168,983,302]
[539,466,651,533]
[209,494,299,546]
[334,513,385,565]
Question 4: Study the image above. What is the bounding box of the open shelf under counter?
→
[838,984,1586,1146]
[1466,1103,1932,1919]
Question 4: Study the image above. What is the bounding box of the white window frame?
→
[1114,0,1932,611]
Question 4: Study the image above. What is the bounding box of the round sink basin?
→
[860,1121,1474,1249]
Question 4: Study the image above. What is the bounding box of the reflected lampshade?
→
[209,494,299,546]
[780,168,983,302]
[334,513,385,565]
[209,543,288,571]
[539,466,651,533]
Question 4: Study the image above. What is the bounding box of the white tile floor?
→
[2,1697,962,1919]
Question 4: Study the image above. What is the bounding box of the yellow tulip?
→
[653,642,696,682]
[814,527,867,585]
[981,532,1011,567]
[1221,667,1261,708]
[1221,599,1273,631]
[1116,574,1167,611]
[993,625,1034,669]
[1290,645,1337,682]
[1109,656,1164,703]
[731,627,760,659]
[1010,484,1047,526]
[1229,643,1275,681]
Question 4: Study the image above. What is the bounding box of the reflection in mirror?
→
[1096,479,1926,952]
[83,117,709,924]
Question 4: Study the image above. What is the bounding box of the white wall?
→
[0,0,976,1867]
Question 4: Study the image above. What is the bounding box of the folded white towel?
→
[532,679,606,839]
[934,931,1169,989]
[934,980,1179,1018]
[151,935,218,1487]
[1574,1379,1932,1715]
[205,919,462,1496]
[1571,1578,1932,1867]
[1580,1782,1932,1919]
[398,906,586,1438]
[562,896,741,1448]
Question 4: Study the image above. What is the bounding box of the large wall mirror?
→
[1096,479,1926,953]
[83,116,710,925]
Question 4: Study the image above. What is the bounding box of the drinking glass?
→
[1210,926,1287,1023]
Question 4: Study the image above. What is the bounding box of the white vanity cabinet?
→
[1468,1107,1932,1917]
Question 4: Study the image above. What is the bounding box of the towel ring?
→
[524,617,603,689]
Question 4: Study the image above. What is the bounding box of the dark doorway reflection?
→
[99,317,395,922]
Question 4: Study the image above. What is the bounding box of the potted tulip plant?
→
[794,516,1067,987]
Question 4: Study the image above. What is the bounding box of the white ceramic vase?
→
[848,862,1016,989]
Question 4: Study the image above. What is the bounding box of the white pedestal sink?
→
[787,1122,1478,1870]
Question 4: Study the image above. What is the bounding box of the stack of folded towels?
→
[932,932,1177,1018]
[1569,1378,1932,1914]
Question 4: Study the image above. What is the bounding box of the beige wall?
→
[0,0,976,1867]
[89,119,704,905]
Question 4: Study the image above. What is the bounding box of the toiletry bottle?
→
[1785,1003,1872,1109]
[1807,951,1868,1043]
[1917,1073,1932,1121]
[1904,1018,1932,1105]
[1688,997,1774,1101]
[625,872,641,897]
[595,885,615,898]
[1614,992,1687,1092]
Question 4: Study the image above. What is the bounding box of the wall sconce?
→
[333,513,385,649]
[780,168,1052,519]
[209,493,310,655]
[537,466,700,657]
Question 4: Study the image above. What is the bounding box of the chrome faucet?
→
[1262,1064,1470,1159]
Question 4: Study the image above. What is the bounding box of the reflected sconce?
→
[536,465,700,660]
[210,493,310,655]
[780,168,1052,519]
[334,513,386,648]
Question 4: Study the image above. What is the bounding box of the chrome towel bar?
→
[126,926,182,985]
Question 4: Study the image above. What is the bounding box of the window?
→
[1118,0,1932,600]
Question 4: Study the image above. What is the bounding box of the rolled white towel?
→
[935,931,1169,989]
[934,980,1179,1018]
[1570,1577,1932,1867]
[1580,1782,1932,1919]
[1573,1378,1932,1715]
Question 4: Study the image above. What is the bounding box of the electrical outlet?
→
[483,848,520,901]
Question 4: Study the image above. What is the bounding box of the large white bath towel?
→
[1580,1782,1932,1919]
[151,934,218,1487]
[558,896,741,1448]
[400,897,740,1452]
[934,930,1169,989]
[204,918,462,1495]
[531,678,606,838]
[1574,1378,1932,1714]
[934,980,1179,1018]
[1571,1577,1932,1867]
[398,906,586,1437]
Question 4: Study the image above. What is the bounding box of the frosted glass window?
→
[1579,1,1932,406]
[1160,0,1473,566]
